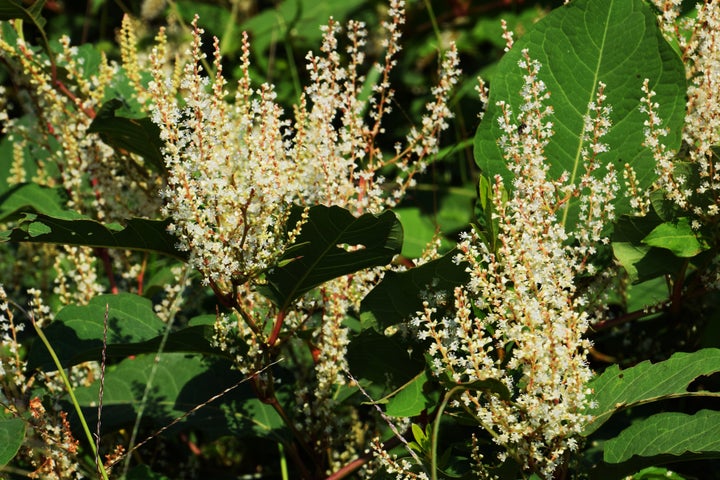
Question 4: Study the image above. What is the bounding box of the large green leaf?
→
[0,213,185,259]
[225,397,287,439]
[72,353,260,441]
[584,349,720,435]
[347,329,426,400]
[603,410,720,464]
[87,99,166,174]
[474,0,686,227]
[360,249,469,331]
[28,294,163,370]
[394,207,444,259]
[0,183,83,221]
[261,205,402,310]
[0,184,184,258]
[0,418,25,467]
[383,370,433,418]
[29,298,224,371]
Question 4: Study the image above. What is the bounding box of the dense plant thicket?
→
[1,0,720,479]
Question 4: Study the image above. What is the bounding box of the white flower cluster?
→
[643,1,720,218]
[0,285,25,385]
[413,51,617,478]
[150,20,302,288]
[151,2,460,290]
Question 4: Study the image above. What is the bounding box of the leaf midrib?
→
[560,0,615,228]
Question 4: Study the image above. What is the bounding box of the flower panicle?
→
[412,50,614,477]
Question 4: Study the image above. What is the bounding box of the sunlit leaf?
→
[474,0,686,227]
[584,349,720,435]
[0,183,81,221]
[642,217,709,257]
[604,410,720,463]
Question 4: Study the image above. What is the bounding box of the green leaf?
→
[27,293,165,370]
[626,466,687,480]
[612,213,684,283]
[0,0,46,29]
[604,410,720,464]
[72,353,255,441]
[0,418,25,467]
[625,276,669,316]
[394,207,441,259]
[29,303,223,370]
[384,370,433,418]
[584,349,720,436]
[0,0,51,66]
[261,205,402,310]
[475,175,505,252]
[474,0,686,227]
[642,217,709,257]
[228,397,287,438]
[347,330,426,399]
[360,250,468,331]
[0,183,82,221]
[87,99,166,173]
[0,213,186,260]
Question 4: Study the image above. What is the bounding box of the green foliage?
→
[603,410,720,463]
[642,217,710,257]
[360,249,469,331]
[87,99,166,174]
[72,353,263,441]
[1,0,720,478]
[627,467,688,480]
[27,294,221,371]
[584,349,720,435]
[346,329,426,398]
[0,213,185,259]
[612,211,686,282]
[260,205,403,310]
[0,418,24,467]
[474,0,686,225]
[0,183,84,221]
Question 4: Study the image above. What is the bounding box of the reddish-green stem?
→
[267,309,286,347]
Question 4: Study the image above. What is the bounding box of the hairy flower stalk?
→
[414,51,616,478]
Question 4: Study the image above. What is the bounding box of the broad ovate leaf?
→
[474,0,685,228]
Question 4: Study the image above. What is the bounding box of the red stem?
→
[136,254,148,296]
[267,309,286,347]
[94,248,118,294]
[591,302,670,332]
